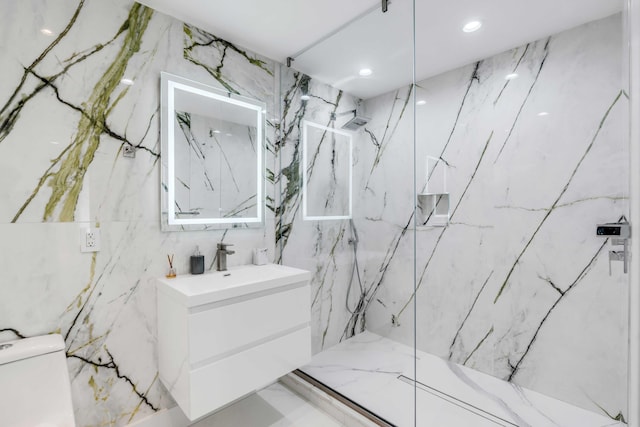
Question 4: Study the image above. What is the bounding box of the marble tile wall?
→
[276,70,361,353]
[0,1,277,425]
[359,13,628,421]
[0,1,629,425]
[278,11,629,423]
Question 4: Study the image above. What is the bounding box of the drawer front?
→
[188,327,311,420]
[188,283,309,364]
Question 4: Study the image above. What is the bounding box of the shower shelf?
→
[418,156,450,227]
[417,192,450,227]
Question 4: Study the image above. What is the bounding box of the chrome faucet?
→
[216,243,235,271]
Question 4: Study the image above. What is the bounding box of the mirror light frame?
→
[161,72,265,229]
[302,120,353,221]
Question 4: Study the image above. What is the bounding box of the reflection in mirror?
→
[161,72,265,230]
[302,120,352,220]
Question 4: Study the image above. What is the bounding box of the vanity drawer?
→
[187,326,311,420]
[157,264,312,420]
[188,283,310,364]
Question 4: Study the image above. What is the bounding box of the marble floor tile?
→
[302,331,624,427]
[191,382,344,427]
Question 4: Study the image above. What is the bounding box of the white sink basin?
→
[156,263,311,307]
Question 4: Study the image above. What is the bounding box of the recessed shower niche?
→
[417,156,450,227]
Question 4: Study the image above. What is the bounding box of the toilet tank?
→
[0,334,76,427]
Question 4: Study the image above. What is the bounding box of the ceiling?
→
[138,0,623,99]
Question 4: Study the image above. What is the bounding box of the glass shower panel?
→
[301,121,352,220]
[276,1,417,425]
[413,1,629,426]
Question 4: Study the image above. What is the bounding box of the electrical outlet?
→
[123,145,136,158]
[80,228,101,253]
[86,230,97,247]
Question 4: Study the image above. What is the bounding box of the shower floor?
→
[301,331,624,427]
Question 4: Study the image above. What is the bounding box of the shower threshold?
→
[301,331,624,427]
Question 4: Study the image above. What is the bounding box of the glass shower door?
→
[278,1,630,426]
[412,2,629,426]
[275,1,418,425]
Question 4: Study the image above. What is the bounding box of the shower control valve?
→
[596,222,630,239]
[596,221,631,275]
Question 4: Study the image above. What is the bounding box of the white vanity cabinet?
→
[156,263,311,420]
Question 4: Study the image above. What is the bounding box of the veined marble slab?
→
[302,331,624,427]
[278,11,627,419]
[0,1,277,425]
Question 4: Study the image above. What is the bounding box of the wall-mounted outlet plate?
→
[123,145,136,158]
[81,228,101,252]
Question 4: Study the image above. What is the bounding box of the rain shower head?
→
[330,109,370,131]
[342,115,370,131]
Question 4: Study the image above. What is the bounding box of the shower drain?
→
[398,375,518,426]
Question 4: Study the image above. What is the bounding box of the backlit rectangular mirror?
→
[302,120,352,220]
[161,72,265,230]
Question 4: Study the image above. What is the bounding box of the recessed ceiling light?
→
[300,94,310,101]
[225,133,233,137]
[359,68,373,77]
[50,141,59,145]
[40,28,54,36]
[213,130,221,134]
[537,111,549,116]
[505,73,518,80]
[416,100,427,106]
[120,78,134,86]
[462,21,482,33]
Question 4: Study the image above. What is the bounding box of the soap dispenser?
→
[190,246,205,275]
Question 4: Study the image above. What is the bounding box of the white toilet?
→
[0,334,76,427]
